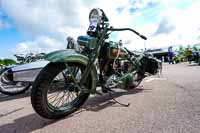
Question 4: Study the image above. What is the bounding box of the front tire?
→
[31,62,92,119]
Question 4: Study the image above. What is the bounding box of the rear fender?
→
[45,49,97,94]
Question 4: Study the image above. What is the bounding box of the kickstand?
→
[108,92,130,107]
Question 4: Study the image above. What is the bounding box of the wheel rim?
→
[132,73,143,87]
[46,65,86,111]
[0,69,30,93]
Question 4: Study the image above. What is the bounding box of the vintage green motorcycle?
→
[31,8,161,119]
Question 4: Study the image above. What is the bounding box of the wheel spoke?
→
[61,92,67,106]
[71,92,76,99]
[49,91,61,105]
[65,91,70,104]
[46,64,86,110]
[54,92,65,107]
[72,68,80,77]
[48,92,60,100]
[48,82,65,93]
[68,92,74,101]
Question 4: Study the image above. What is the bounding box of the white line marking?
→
[144,78,166,83]
[145,78,154,82]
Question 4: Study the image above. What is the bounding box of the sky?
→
[0,0,200,59]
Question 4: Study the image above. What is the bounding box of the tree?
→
[178,45,184,55]
[193,46,198,52]
[0,59,3,69]
[0,59,4,65]
[0,58,16,66]
[177,45,186,62]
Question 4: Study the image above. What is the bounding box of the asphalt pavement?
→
[0,62,200,133]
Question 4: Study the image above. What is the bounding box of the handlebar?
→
[107,27,147,40]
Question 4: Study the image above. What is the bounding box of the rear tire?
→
[31,62,92,119]
[130,73,143,89]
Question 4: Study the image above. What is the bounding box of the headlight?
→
[89,8,102,24]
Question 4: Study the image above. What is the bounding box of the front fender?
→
[45,49,97,94]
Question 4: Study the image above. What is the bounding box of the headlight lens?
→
[89,8,101,24]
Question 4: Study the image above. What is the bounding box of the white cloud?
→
[1,0,200,55]
[11,36,65,54]
[2,0,145,53]
[148,1,200,48]
[1,0,87,36]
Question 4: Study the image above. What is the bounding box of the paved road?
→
[0,62,200,133]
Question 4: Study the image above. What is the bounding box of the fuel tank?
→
[100,41,129,59]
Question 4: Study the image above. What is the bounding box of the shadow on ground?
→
[82,87,146,112]
[0,113,55,133]
[187,64,200,67]
[0,87,148,132]
[0,91,31,102]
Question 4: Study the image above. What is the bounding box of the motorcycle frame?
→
[44,22,147,94]
[78,26,146,91]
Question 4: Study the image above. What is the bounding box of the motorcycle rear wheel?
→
[130,73,143,89]
[31,62,92,119]
[0,68,31,95]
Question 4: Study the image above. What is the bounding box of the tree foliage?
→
[193,46,198,51]
[0,58,16,66]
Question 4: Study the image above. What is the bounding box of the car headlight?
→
[89,8,102,24]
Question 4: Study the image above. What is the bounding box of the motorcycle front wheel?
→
[0,68,31,95]
[31,62,92,119]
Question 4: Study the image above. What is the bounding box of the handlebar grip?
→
[140,35,147,40]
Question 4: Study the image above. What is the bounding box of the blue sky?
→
[0,0,199,59]
[0,10,21,58]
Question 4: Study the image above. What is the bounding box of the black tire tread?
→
[31,62,90,119]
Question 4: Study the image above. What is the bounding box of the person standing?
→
[168,46,174,64]
[162,56,165,63]
[186,48,192,64]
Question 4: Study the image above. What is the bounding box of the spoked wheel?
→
[130,73,143,89]
[31,62,92,119]
[0,68,31,95]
